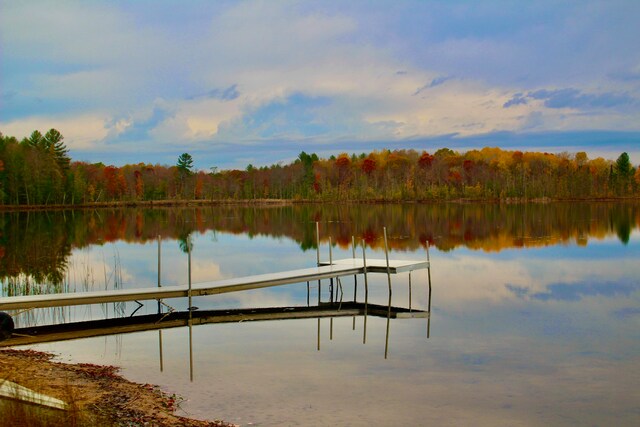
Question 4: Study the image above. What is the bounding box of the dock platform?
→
[0,258,429,311]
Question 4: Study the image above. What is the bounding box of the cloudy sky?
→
[2,0,639,169]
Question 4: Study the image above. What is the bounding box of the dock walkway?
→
[0,258,428,311]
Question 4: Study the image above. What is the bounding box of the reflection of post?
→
[383,227,392,359]
[188,327,194,382]
[158,330,164,372]
[330,318,333,340]
[317,318,321,351]
[361,239,369,345]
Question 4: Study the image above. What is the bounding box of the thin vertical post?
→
[306,281,310,307]
[361,239,369,344]
[426,242,432,313]
[329,236,334,303]
[409,271,412,312]
[316,222,320,266]
[157,235,162,314]
[352,236,358,295]
[188,236,194,382]
[426,242,432,339]
[188,238,192,312]
[352,236,358,330]
[383,227,392,359]
[316,222,322,349]
[329,236,333,264]
[383,227,392,296]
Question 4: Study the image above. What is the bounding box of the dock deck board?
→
[0,258,429,311]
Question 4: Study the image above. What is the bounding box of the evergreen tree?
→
[177,153,194,176]
[44,128,70,171]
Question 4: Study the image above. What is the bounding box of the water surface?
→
[1,203,639,426]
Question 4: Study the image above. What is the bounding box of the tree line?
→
[1,129,639,206]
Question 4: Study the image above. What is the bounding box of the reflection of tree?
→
[178,233,193,253]
[1,202,639,286]
[612,205,632,245]
[0,211,71,287]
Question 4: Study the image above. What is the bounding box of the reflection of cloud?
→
[68,246,134,290]
[506,282,640,301]
[612,307,640,319]
[427,252,640,311]
[507,281,639,302]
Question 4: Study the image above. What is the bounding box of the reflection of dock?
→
[0,302,428,348]
[1,224,433,365]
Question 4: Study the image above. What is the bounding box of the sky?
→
[1,0,640,170]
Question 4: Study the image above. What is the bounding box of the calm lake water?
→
[2,203,640,426]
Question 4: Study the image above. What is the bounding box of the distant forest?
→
[1,129,639,206]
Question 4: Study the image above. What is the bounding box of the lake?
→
[1,203,639,426]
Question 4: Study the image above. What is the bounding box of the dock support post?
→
[188,236,194,382]
[329,236,334,303]
[188,238,192,312]
[316,222,320,266]
[157,235,162,314]
[409,271,412,312]
[316,221,322,302]
[361,239,369,344]
[426,242,432,339]
[352,236,357,330]
[383,227,392,359]
[157,235,164,372]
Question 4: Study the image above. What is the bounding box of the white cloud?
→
[1,114,109,151]
[2,0,639,161]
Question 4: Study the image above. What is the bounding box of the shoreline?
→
[1,196,639,212]
[0,348,236,426]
